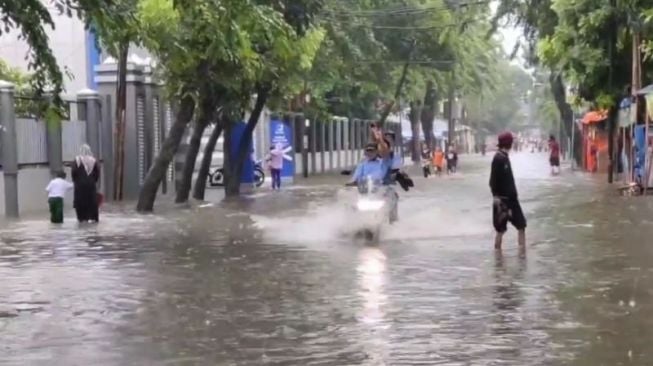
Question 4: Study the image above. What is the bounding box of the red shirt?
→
[549,141,560,158]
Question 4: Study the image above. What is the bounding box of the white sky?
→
[489,0,527,68]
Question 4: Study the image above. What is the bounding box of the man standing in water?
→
[489,132,526,250]
[548,135,561,175]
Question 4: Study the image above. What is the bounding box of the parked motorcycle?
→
[207,160,265,188]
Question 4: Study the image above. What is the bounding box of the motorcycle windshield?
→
[357,176,382,195]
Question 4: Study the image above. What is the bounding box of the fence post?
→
[77,89,101,161]
[333,117,342,170]
[345,117,352,167]
[320,120,326,173]
[100,95,114,200]
[328,120,335,171]
[0,81,18,218]
[298,114,308,178]
[46,96,63,177]
[143,66,157,175]
[352,119,358,162]
[309,116,317,175]
[356,119,362,161]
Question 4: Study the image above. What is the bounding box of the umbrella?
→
[582,110,608,124]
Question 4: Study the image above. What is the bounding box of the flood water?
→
[2,153,653,365]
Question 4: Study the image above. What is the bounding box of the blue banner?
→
[230,121,254,184]
[86,29,101,89]
[270,118,294,179]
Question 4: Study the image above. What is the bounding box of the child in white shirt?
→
[45,171,74,223]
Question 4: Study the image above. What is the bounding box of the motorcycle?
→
[339,175,398,242]
[208,160,265,188]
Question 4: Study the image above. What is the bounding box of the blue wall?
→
[85,29,101,89]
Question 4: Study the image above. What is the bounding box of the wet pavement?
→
[2,152,653,365]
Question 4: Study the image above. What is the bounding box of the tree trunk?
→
[174,95,219,203]
[113,42,129,201]
[223,118,236,196]
[379,59,411,128]
[136,94,195,212]
[193,121,223,201]
[409,101,422,162]
[421,81,437,150]
[378,40,416,128]
[548,74,577,161]
[175,119,209,203]
[224,86,270,197]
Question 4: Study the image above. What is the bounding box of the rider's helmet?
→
[364,143,378,159]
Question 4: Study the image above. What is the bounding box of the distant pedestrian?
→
[432,146,445,176]
[71,144,100,223]
[45,171,73,224]
[489,132,526,250]
[421,144,432,178]
[548,135,561,175]
[446,144,458,174]
[267,143,284,190]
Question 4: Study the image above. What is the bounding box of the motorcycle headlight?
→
[357,199,385,211]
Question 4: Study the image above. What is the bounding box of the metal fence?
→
[11,118,88,166]
[16,118,47,165]
[62,120,87,162]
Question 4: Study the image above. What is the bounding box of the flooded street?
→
[2,152,653,365]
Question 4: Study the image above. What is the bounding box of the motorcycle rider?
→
[346,125,400,223]
[346,142,390,187]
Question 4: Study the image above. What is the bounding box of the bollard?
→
[0,81,18,218]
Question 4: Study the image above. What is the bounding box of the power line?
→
[323,0,489,17]
[354,60,455,64]
[320,17,475,31]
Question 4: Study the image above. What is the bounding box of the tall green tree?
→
[134,0,324,210]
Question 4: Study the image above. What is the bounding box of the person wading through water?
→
[548,135,561,175]
[72,144,100,223]
[489,132,526,250]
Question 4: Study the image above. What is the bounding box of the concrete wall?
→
[0,167,74,216]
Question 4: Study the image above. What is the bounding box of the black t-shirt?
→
[489,150,517,200]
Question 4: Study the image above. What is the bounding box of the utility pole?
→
[607,0,617,184]
[447,67,456,147]
[632,30,641,186]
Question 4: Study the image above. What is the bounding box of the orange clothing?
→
[432,151,445,168]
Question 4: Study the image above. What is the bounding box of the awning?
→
[636,84,653,95]
[582,110,608,124]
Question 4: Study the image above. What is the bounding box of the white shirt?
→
[45,178,73,198]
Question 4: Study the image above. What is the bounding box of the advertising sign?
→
[270,118,294,180]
